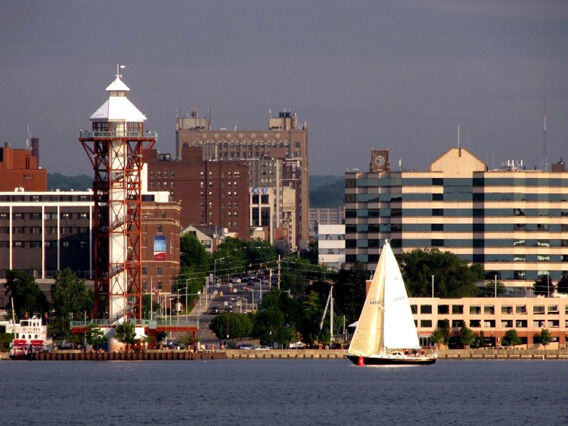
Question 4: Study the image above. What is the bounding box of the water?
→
[0,360,566,425]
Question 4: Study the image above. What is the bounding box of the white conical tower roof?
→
[90,75,147,122]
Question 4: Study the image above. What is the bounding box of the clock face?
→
[375,155,385,166]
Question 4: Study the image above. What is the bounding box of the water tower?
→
[79,67,156,324]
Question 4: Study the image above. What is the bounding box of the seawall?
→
[3,348,568,361]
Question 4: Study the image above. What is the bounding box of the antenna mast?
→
[543,97,548,172]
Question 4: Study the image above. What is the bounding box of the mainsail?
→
[348,242,420,357]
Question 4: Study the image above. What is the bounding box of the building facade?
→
[146,147,250,240]
[176,109,309,248]
[0,190,180,296]
[410,296,568,347]
[345,148,568,290]
[317,224,345,271]
[0,141,46,191]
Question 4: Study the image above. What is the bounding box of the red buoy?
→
[357,356,365,366]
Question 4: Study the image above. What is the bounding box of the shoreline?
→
[2,347,568,361]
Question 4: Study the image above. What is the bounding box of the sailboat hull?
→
[347,354,437,366]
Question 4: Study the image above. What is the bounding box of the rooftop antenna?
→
[115,64,126,78]
[543,96,548,172]
[457,124,462,157]
[25,125,31,151]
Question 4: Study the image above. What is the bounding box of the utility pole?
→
[277,254,281,289]
[431,275,434,298]
[494,274,497,298]
[330,284,334,343]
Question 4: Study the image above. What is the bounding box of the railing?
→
[79,130,158,139]
[70,317,199,328]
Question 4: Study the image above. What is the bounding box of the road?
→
[188,276,274,343]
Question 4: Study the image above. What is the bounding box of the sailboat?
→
[347,241,437,366]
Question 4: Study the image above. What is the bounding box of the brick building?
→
[176,109,309,248]
[0,140,46,191]
[0,190,180,306]
[146,146,250,240]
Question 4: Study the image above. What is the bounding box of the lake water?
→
[0,360,566,425]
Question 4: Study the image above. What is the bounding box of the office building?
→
[0,190,180,305]
[317,224,345,271]
[345,147,568,290]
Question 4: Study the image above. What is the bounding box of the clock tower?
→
[370,149,390,173]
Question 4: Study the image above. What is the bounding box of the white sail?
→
[348,241,420,357]
[347,244,386,357]
[382,243,420,350]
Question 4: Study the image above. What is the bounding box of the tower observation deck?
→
[79,71,156,324]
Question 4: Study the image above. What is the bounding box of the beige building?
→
[345,147,568,290]
[176,109,309,249]
[411,296,568,347]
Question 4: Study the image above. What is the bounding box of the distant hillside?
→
[46,172,344,208]
[309,175,344,208]
[48,173,92,191]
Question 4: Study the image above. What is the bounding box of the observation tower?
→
[79,68,156,324]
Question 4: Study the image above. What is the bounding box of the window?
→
[501,306,513,315]
[469,306,481,314]
[452,305,463,314]
[420,305,432,314]
[516,305,527,314]
[451,320,463,328]
[410,305,417,314]
[515,320,527,328]
[62,241,70,248]
[157,225,162,233]
[420,320,432,328]
[533,305,545,314]
[157,267,163,275]
[484,306,495,315]
[61,212,72,219]
[437,305,449,314]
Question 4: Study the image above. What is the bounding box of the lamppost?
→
[431,275,435,298]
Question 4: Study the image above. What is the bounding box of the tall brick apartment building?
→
[0,140,46,191]
[176,109,309,248]
[146,147,250,240]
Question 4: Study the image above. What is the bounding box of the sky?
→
[1,0,567,176]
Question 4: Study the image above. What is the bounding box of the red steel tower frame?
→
[79,73,155,322]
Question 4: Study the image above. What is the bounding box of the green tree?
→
[459,326,475,348]
[533,275,554,297]
[142,294,160,319]
[209,312,253,340]
[4,270,49,320]
[85,324,106,350]
[0,333,14,352]
[502,329,521,347]
[430,330,443,347]
[557,273,568,294]
[334,262,367,324]
[115,321,137,346]
[180,232,211,272]
[537,328,552,347]
[401,249,484,297]
[480,280,506,297]
[50,268,93,339]
[214,238,248,278]
[436,319,451,346]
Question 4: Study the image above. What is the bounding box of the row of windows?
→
[417,319,566,329]
[319,248,345,255]
[351,193,568,202]
[346,238,568,249]
[0,240,89,248]
[0,226,90,234]
[346,177,568,188]
[0,195,91,202]
[0,212,90,220]
[347,223,568,233]
[413,304,566,315]
[346,208,568,218]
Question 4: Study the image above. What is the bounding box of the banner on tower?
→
[153,235,166,260]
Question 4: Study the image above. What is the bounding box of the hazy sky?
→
[1,0,567,176]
